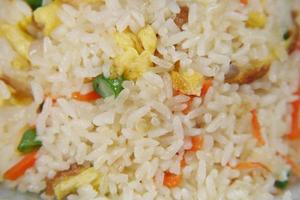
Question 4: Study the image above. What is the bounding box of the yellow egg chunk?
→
[0,82,9,107]
[246,11,267,29]
[54,167,101,200]
[0,23,33,60]
[137,25,157,53]
[171,70,204,96]
[113,47,139,77]
[0,83,32,106]
[114,31,143,53]
[33,1,61,36]
[8,94,33,106]
[18,15,33,31]
[124,51,153,80]
[112,25,157,80]
[270,43,288,61]
[11,55,30,69]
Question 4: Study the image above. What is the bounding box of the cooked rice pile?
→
[0,0,300,199]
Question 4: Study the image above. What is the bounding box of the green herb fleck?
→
[26,0,43,10]
[93,74,124,98]
[17,129,42,153]
[283,31,290,40]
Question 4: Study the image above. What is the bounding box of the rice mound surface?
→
[0,0,300,200]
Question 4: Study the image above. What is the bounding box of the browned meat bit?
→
[288,11,300,54]
[0,75,33,105]
[174,6,189,29]
[45,163,90,195]
[154,49,163,59]
[225,63,270,84]
[224,64,240,81]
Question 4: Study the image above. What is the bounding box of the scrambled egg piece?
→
[11,55,31,69]
[0,82,32,107]
[0,23,33,60]
[112,25,157,80]
[18,15,33,31]
[171,70,204,96]
[8,91,32,106]
[246,11,267,29]
[271,42,288,61]
[124,51,153,80]
[54,167,101,200]
[137,25,157,53]
[114,30,143,53]
[33,1,61,36]
[0,80,6,107]
[0,1,33,69]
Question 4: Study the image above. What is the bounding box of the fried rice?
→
[0,0,300,199]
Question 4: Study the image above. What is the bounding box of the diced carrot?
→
[287,87,300,140]
[180,158,187,168]
[173,90,194,115]
[200,79,212,99]
[182,97,194,115]
[233,162,270,172]
[173,90,181,96]
[4,151,38,181]
[251,109,265,146]
[174,79,212,115]
[45,93,57,103]
[188,136,204,152]
[277,152,300,177]
[240,0,248,5]
[163,171,182,188]
[72,91,101,102]
[287,100,300,140]
[295,39,300,51]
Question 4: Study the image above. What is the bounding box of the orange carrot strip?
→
[188,136,204,152]
[200,79,213,99]
[287,100,300,140]
[287,87,300,140]
[295,39,300,51]
[180,158,187,168]
[173,90,194,115]
[175,79,212,115]
[72,91,101,102]
[163,171,182,188]
[233,162,270,172]
[251,109,265,146]
[277,152,300,177]
[182,97,194,115]
[240,0,248,5]
[4,151,38,181]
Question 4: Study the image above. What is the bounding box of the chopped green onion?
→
[274,170,291,190]
[26,0,43,10]
[93,74,124,98]
[283,31,290,40]
[17,129,42,153]
[274,180,288,190]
